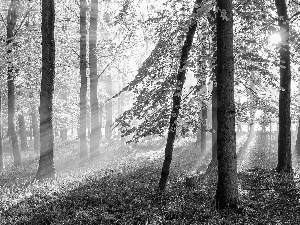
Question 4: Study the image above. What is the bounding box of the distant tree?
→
[215,0,238,209]
[207,9,217,172]
[158,0,202,191]
[237,81,255,160]
[31,109,40,153]
[79,0,88,163]
[200,101,207,154]
[89,0,100,157]
[18,112,28,151]
[275,0,292,173]
[35,0,56,181]
[105,73,113,140]
[7,0,21,166]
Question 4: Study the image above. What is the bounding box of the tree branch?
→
[290,11,300,22]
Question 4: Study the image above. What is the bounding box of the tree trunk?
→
[79,0,88,163]
[158,0,202,191]
[206,9,218,172]
[295,118,300,160]
[275,0,292,173]
[105,74,113,140]
[35,0,55,181]
[89,0,100,157]
[201,101,207,154]
[31,110,40,153]
[215,0,238,209]
[7,0,21,166]
[0,90,3,173]
[237,123,255,160]
[18,112,28,151]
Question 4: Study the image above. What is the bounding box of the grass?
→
[1,133,300,224]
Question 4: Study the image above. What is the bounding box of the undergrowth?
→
[0,133,300,224]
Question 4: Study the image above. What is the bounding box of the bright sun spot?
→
[269,33,281,44]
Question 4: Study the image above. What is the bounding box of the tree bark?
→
[158,0,202,191]
[79,0,88,163]
[31,110,40,153]
[18,112,28,151]
[7,0,21,166]
[89,0,100,157]
[35,0,55,181]
[275,0,292,173]
[215,0,238,209]
[201,101,207,154]
[105,74,113,140]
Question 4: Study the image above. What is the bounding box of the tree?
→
[215,0,238,209]
[0,88,3,173]
[7,0,21,166]
[31,109,40,153]
[18,111,28,151]
[89,0,100,157]
[35,0,55,181]
[79,0,88,163]
[207,9,217,172]
[200,101,207,154]
[105,73,113,140]
[158,0,202,191]
[275,0,292,173]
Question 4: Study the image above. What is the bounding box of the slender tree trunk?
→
[79,0,88,163]
[0,90,3,173]
[35,0,55,181]
[215,0,238,209]
[7,0,21,166]
[105,74,113,140]
[237,81,255,159]
[295,117,300,160]
[31,110,40,153]
[18,112,28,151]
[275,0,292,173]
[237,123,255,160]
[206,9,217,172]
[89,0,100,157]
[201,101,207,154]
[158,0,202,191]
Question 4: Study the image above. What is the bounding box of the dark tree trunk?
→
[215,0,238,209]
[18,112,28,151]
[79,0,88,163]
[35,0,55,181]
[31,110,40,153]
[105,74,113,140]
[201,101,207,154]
[275,0,292,173]
[89,0,100,157]
[7,0,21,166]
[158,0,202,191]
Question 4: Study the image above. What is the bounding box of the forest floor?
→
[1,132,300,224]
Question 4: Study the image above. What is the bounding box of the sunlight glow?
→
[269,33,281,45]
